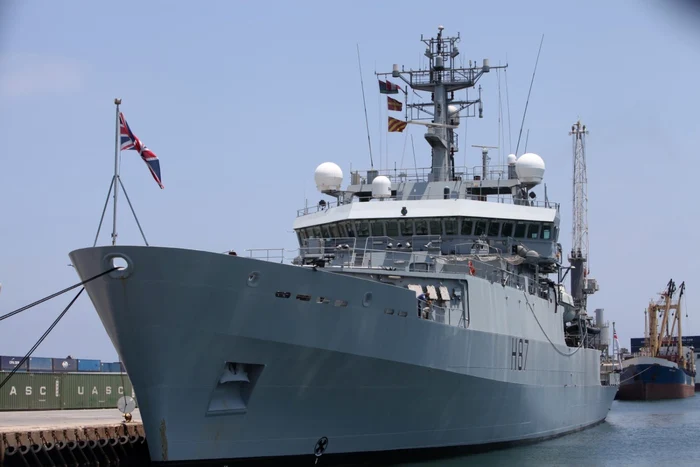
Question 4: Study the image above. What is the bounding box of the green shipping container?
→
[0,371,138,411]
[61,373,136,409]
[0,372,62,410]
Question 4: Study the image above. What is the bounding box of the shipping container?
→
[1,356,28,372]
[77,359,101,372]
[0,371,138,411]
[59,373,136,409]
[52,358,77,372]
[108,362,125,373]
[28,356,53,372]
[0,372,62,410]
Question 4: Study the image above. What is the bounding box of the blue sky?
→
[1,0,699,361]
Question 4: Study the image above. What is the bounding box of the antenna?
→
[356,44,374,168]
[514,34,544,157]
[410,134,419,180]
[471,145,498,180]
[524,129,530,153]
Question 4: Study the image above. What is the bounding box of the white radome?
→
[515,153,545,185]
[314,162,343,191]
[507,154,517,165]
[371,175,392,198]
[448,105,460,125]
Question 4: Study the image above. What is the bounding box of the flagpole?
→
[112,98,122,246]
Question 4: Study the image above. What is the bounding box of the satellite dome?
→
[515,153,545,185]
[447,105,460,126]
[507,154,517,165]
[371,175,392,198]
[314,162,343,192]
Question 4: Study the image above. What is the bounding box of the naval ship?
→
[69,26,618,465]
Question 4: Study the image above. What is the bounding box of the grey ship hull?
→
[69,245,617,465]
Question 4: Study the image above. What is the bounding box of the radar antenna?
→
[471,145,498,180]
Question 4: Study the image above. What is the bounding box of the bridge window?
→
[474,220,487,236]
[461,218,473,236]
[343,221,355,237]
[488,221,500,237]
[329,223,339,237]
[312,226,322,238]
[386,220,399,237]
[445,218,458,235]
[501,222,513,237]
[542,223,552,240]
[321,224,331,237]
[415,219,428,235]
[370,220,384,236]
[356,221,370,237]
[337,223,347,237]
[429,218,442,236]
[514,222,526,238]
[527,223,540,239]
[400,219,413,236]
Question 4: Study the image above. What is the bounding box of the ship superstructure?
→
[68,26,618,465]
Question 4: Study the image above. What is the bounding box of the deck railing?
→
[296,192,558,217]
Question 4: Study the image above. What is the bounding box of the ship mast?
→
[568,121,598,315]
[377,26,507,182]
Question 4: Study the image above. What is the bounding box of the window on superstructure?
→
[330,223,340,238]
[399,220,413,236]
[370,221,384,237]
[444,218,458,236]
[527,223,541,239]
[386,220,399,237]
[461,218,473,236]
[514,222,526,238]
[429,218,442,236]
[356,221,370,237]
[343,221,355,237]
[501,222,513,237]
[542,223,552,240]
[321,225,331,238]
[414,219,428,235]
[488,221,501,237]
[474,220,487,236]
[312,226,322,238]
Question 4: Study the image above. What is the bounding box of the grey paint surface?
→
[70,245,617,463]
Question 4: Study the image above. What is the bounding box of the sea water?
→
[403,397,700,466]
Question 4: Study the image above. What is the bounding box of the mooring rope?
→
[0,267,119,391]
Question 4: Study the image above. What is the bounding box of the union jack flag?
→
[119,112,164,189]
